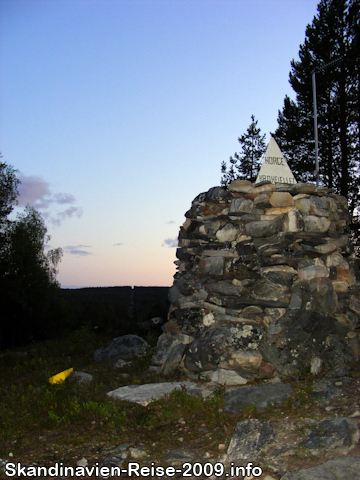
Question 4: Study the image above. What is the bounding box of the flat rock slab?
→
[298,417,359,455]
[280,455,360,480]
[224,383,293,413]
[107,381,198,406]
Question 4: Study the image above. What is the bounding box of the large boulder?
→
[94,334,148,363]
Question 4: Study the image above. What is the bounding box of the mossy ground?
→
[1,329,360,479]
[0,330,240,476]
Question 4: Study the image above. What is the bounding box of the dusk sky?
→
[1,0,320,288]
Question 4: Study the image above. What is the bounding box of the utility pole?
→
[311,57,342,187]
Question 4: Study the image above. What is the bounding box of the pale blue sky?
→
[1,0,320,287]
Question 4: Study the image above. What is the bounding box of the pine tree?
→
[273,0,360,246]
[221,115,266,186]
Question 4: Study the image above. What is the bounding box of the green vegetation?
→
[0,331,328,468]
[0,334,238,466]
[0,160,65,350]
[221,115,266,186]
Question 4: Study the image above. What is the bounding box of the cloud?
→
[113,243,123,246]
[17,173,82,227]
[53,192,76,205]
[17,174,51,207]
[63,245,93,256]
[50,206,83,227]
[166,220,176,224]
[162,237,178,248]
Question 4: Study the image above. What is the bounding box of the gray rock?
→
[289,292,302,310]
[162,450,194,465]
[71,371,93,384]
[260,310,353,376]
[168,285,183,304]
[294,196,311,213]
[228,179,253,193]
[309,195,329,216]
[284,210,303,232]
[224,383,293,413]
[114,358,132,368]
[178,289,208,308]
[270,192,294,207]
[229,198,254,214]
[107,381,197,406]
[298,264,329,281]
[153,334,180,366]
[204,186,232,203]
[204,280,244,296]
[326,365,350,378]
[242,306,264,318]
[310,357,322,375]
[216,223,238,242]
[137,316,165,333]
[210,369,250,385]
[94,335,148,363]
[252,281,290,303]
[198,256,224,275]
[291,183,317,195]
[310,379,342,403]
[129,447,147,459]
[162,343,187,376]
[228,349,263,372]
[260,265,297,286]
[202,248,235,257]
[326,252,349,269]
[298,417,359,455]
[303,215,331,233]
[199,220,221,237]
[184,325,263,372]
[245,220,281,238]
[100,453,127,470]
[280,456,360,480]
[254,193,272,207]
[314,242,338,254]
[303,277,338,315]
[227,419,275,461]
[174,308,207,335]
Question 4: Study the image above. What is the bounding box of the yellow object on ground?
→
[49,368,73,384]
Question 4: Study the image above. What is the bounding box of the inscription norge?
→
[264,156,285,166]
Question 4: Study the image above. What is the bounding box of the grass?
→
[0,329,241,468]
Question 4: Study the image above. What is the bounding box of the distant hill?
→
[61,286,169,336]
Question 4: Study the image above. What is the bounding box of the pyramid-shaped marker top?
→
[255,137,297,185]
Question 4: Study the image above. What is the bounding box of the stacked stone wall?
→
[156,180,360,383]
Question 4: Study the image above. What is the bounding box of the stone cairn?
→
[155,180,360,384]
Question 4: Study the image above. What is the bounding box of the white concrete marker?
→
[256,137,297,185]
